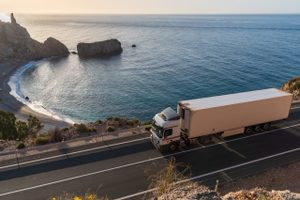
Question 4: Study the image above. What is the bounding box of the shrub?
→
[106,126,115,132]
[96,120,103,124]
[16,141,26,149]
[62,127,69,132]
[126,118,140,126]
[0,110,17,140]
[49,128,63,142]
[74,123,90,133]
[293,81,300,90]
[143,120,152,125]
[35,136,50,145]
[16,120,29,140]
[27,115,43,135]
[145,127,151,131]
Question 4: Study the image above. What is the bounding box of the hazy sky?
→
[1,0,300,14]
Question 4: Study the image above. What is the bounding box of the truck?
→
[150,88,293,152]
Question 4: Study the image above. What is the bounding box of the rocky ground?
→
[153,161,300,200]
[157,183,300,200]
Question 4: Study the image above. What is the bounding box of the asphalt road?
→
[1,104,300,200]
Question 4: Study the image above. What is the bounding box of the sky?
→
[0,0,300,14]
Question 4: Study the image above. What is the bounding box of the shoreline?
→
[0,60,72,130]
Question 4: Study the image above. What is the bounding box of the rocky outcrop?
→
[42,37,69,57]
[77,39,122,58]
[0,14,69,63]
[157,184,300,200]
[282,77,300,100]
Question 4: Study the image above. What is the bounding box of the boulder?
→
[77,39,122,58]
[0,15,69,63]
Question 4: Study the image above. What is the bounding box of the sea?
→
[7,14,300,123]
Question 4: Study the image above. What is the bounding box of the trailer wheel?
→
[262,123,271,131]
[169,143,178,151]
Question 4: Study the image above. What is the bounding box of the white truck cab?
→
[150,107,181,151]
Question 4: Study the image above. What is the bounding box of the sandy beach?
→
[0,60,71,130]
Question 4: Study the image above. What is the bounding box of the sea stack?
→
[77,39,123,58]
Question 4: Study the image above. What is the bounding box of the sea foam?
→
[8,61,75,124]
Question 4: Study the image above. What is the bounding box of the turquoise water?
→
[12,15,300,122]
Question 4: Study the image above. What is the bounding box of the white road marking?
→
[116,147,300,200]
[0,137,149,170]
[0,124,300,197]
[291,106,300,110]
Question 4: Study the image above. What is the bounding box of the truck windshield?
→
[151,122,163,138]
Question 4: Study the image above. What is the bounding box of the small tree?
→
[27,115,43,136]
[49,128,63,142]
[15,120,29,140]
[0,110,18,140]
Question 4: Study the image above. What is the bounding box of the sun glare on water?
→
[0,13,10,22]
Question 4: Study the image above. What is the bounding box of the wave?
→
[8,61,75,124]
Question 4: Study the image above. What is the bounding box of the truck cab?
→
[150,107,180,151]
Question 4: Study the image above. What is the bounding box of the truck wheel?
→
[169,143,178,151]
[245,127,253,135]
[262,123,271,131]
[254,125,261,133]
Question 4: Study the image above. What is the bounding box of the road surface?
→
[0,104,300,199]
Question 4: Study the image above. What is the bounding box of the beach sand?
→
[0,60,71,130]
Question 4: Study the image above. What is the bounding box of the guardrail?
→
[0,125,151,167]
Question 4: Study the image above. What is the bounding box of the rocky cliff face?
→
[77,39,122,58]
[0,14,69,63]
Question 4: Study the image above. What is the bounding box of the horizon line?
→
[12,12,300,15]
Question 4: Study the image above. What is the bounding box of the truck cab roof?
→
[179,88,292,111]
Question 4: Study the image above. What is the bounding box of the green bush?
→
[106,126,115,132]
[293,81,300,90]
[27,115,43,135]
[143,120,152,125]
[126,118,140,126]
[0,110,17,140]
[35,136,50,145]
[62,127,69,132]
[74,123,90,133]
[16,141,26,149]
[16,120,29,140]
[49,128,63,142]
[96,120,103,124]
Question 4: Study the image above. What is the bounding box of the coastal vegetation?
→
[0,110,42,142]
[0,109,147,150]
[282,77,300,100]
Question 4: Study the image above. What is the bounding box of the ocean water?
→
[10,15,300,122]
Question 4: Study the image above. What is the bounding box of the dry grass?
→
[51,192,109,200]
[147,157,192,198]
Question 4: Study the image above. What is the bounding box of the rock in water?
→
[77,39,122,58]
[42,37,69,57]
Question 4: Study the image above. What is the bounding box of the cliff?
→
[0,14,69,63]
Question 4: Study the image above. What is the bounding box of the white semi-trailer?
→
[150,88,293,152]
